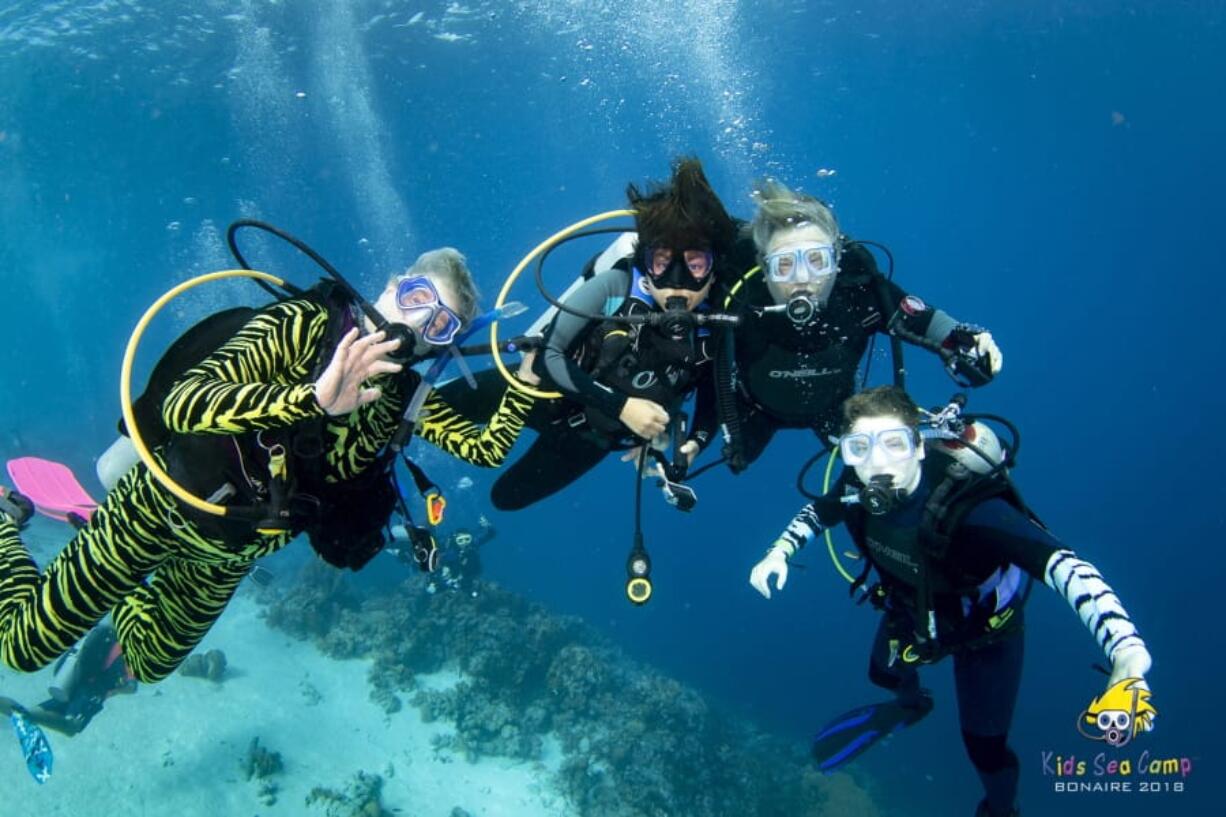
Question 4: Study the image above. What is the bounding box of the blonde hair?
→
[393,247,480,322]
[747,179,841,257]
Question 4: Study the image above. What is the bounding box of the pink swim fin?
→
[5,457,99,523]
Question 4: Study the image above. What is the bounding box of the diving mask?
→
[764,242,838,284]
[838,426,918,467]
[395,275,464,345]
[643,246,714,291]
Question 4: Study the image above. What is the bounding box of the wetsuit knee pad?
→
[962,731,1017,774]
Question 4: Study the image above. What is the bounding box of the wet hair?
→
[394,247,480,322]
[746,178,841,258]
[627,157,736,258]
[842,386,922,434]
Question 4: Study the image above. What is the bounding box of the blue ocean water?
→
[1,1,1222,815]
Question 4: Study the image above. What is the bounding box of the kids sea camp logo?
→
[1078,677,1157,747]
[1042,679,1193,796]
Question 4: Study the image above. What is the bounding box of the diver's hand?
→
[619,439,700,477]
[516,348,541,386]
[1108,644,1156,731]
[314,328,404,416]
[619,397,669,440]
[973,331,1003,375]
[749,542,793,599]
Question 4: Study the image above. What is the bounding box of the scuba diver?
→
[748,386,1154,817]
[484,157,739,511]
[0,619,136,738]
[390,515,496,596]
[701,179,1003,472]
[0,246,537,735]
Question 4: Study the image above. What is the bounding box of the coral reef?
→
[266,568,879,817]
[262,560,362,642]
[242,736,284,780]
[179,648,228,682]
[306,771,392,817]
[242,736,284,807]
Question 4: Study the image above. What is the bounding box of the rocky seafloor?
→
[261,562,882,817]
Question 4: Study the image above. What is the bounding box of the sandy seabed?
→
[0,588,573,817]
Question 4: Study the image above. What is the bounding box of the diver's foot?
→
[975,799,1019,817]
[48,624,132,703]
[898,687,934,723]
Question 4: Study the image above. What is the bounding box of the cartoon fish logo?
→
[1077,678,1157,747]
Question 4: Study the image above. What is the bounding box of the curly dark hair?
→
[626,156,736,258]
[841,386,923,433]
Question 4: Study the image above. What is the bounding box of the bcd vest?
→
[571,267,714,436]
[124,280,412,570]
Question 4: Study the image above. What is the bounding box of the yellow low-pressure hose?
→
[120,269,288,519]
[490,209,637,399]
[822,446,858,584]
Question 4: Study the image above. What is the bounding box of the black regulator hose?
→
[713,326,746,473]
[226,219,418,361]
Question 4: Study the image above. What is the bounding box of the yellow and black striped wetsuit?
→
[0,297,533,683]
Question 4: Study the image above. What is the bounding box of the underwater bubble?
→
[183,197,197,205]
[166,221,182,232]
[456,476,474,490]
[295,91,306,98]
[816,168,837,178]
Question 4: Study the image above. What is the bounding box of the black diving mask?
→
[642,245,715,292]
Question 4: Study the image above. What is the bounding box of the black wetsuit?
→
[702,241,968,468]
[490,263,716,511]
[789,470,1061,816]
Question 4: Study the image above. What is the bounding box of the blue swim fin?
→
[9,706,53,783]
[811,695,932,773]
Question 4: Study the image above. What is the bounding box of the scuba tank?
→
[930,419,1004,477]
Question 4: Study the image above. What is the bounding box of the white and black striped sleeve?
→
[775,504,824,555]
[1045,549,1149,663]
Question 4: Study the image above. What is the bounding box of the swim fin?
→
[811,694,933,772]
[6,457,98,524]
[2,701,54,782]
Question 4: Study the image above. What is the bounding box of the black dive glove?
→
[0,487,35,529]
[941,324,997,387]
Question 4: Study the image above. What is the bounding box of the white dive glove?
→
[973,331,1003,374]
[749,541,794,599]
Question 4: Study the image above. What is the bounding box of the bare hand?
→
[620,439,699,476]
[619,397,669,440]
[516,349,541,386]
[314,328,404,416]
